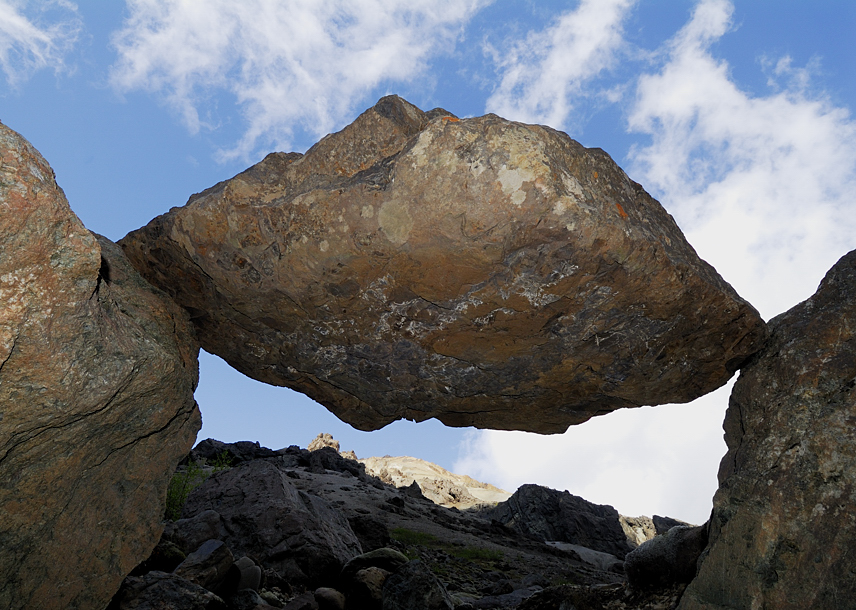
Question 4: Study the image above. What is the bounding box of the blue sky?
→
[2,0,854,524]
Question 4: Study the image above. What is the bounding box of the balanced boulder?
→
[680,250,856,609]
[0,122,200,610]
[121,95,765,434]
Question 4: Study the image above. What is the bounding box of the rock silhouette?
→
[483,484,636,559]
[680,249,856,609]
[121,95,766,434]
[0,122,200,610]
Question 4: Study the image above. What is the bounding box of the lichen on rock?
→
[121,95,766,434]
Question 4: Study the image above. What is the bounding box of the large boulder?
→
[680,250,856,609]
[178,459,363,587]
[111,571,227,610]
[625,524,708,589]
[0,122,200,610]
[121,95,766,434]
[484,484,633,558]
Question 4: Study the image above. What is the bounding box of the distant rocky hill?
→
[305,432,512,510]
[108,435,699,609]
[359,455,511,510]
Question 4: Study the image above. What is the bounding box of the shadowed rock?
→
[680,250,856,609]
[0,122,200,610]
[179,460,363,588]
[121,95,765,433]
[484,484,634,559]
[625,524,707,590]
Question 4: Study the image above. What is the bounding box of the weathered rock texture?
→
[121,95,765,434]
[485,484,634,559]
[680,250,856,609]
[178,460,364,587]
[0,121,201,610]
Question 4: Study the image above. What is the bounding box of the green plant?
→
[390,527,438,546]
[163,451,235,521]
[211,450,234,471]
[164,461,205,521]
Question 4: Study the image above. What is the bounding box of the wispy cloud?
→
[485,0,636,130]
[0,0,80,87]
[109,0,490,161]
[459,0,856,525]
[628,0,856,319]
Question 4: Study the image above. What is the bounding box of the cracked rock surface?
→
[121,95,765,433]
[0,121,201,610]
[680,249,856,609]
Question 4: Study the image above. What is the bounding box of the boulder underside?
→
[121,95,766,434]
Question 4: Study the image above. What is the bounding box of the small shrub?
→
[164,460,208,521]
[211,450,234,471]
[163,450,235,521]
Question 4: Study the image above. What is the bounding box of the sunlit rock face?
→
[0,121,201,610]
[679,250,856,610]
[121,95,765,434]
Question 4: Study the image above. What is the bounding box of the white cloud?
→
[456,385,730,525]
[0,0,80,86]
[485,0,636,130]
[109,0,490,160]
[627,0,856,320]
[459,0,856,526]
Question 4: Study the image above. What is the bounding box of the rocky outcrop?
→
[308,432,341,453]
[620,514,691,548]
[360,454,511,509]
[176,459,364,588]
[484,484,635,559]
[121,95,766,434]
[0,122,200,610]
[123,438,630,609]
[680,250,856,609]
[190,438,277,464]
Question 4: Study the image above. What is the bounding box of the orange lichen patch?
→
[441,116,460,122]
[615,203,629,219]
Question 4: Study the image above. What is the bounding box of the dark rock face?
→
[111,571,227,610]
[178,460,363,587]
[173,539,234,591]
[485,484,634,559]
[382,560,454,610]
[624,525,707,590]
[680,250,856,609]
[0,123,200,610]
[121,95,766,434]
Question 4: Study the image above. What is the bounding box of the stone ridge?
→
[121,94,767,433]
